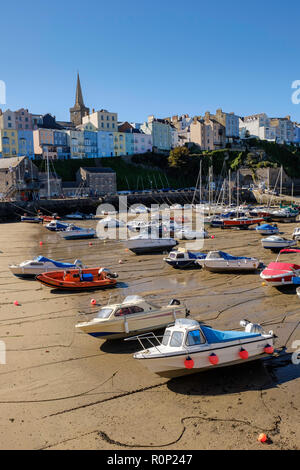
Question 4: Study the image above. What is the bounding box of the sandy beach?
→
[0,218,299,450]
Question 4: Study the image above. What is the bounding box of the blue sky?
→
[1,0,300,123]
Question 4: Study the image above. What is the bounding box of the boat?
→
[255,223,279,236]
[196,250,259,272]
[125,233,178,254]
[75,296,189,340]
[174,228,208,240]
[268,208,299,223]
[260,248,300,286]
[36,267,118,291]
[163,249,207,269]
[9,256,83,278]
[20,215,43,223]
[65,211,94,220]
[40,214,60,223]
[292,227,300,241]
[45,220,70,232]
[59,225,96,240]
[222,217,264,229]
[261,235,297,251]
[130,318,275,378]
[98,217,126,228]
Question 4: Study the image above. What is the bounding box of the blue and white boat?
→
[261,235,297,251]
[59,225,96,240]
[256,223,279,236]
[163,249,207,269]
[196,250,259,272]
[45,220,70,232]
[131,318,275,378]
[9,256,83,278]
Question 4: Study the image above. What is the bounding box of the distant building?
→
[190,114,226,150]
[213,108,240,140]
[118,122,152,154]
[69,73,90,127]
[97,131,114,157]
[76,167,116,195]
[0,129,19,157]
[0,156,39,200]
[82,109,117,132]
[239,113,294,144]
[141,116,172,151]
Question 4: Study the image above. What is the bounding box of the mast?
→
[47,148,50,199]
[228,169,231,207]
[280,165,283,197]
[236,169,239,217]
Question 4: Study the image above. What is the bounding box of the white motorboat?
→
[196,250,259,272]
[131,318,275,378]
[163,249,207,269]
[255,224,279,236]
[125,234,178,254]
[45,220,70,232]
[60,225,96,240]
[292,227,300,241]
[174,228,209,240]
[76,296,189,340]
[261,235,297,251]
[9,256,83,278]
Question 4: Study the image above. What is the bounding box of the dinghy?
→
[59,225,96,240]
[9,256,83,278]
[260,248,300,286]
[36,267,118,291]
[76,296,189,340]
[261,235,297,251]
[196,250,259,272]
[256,224,279,236]
[131,318,275,378]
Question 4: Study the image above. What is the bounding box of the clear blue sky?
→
[1,0,300,123]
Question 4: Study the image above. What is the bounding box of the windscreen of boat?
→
[96,308,113,319]
[169,331,184,347]
[161,330,171,346]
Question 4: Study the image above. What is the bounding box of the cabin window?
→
[96,308,113,319]
[161,330,171,346]
[115,307,132,317]
[186,330,205,346]
[131,306,144,313]
[176,253,185,259]
[170,331,184,347]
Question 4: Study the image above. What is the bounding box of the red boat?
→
[260,249,300,286]
[36,267,118,291]
[222,217,264,229]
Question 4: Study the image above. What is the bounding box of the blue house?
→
[18,130,34,159]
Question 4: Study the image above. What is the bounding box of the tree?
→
[168,146,191,170]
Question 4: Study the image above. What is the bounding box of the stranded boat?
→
[255,224,279,236]
[36,267,118,291]
[163,249,207,269]
[260,248,300,286]
[20,215,43,223]
[9,256,83,278]
[45,220,70,231]
[125,234,177,254]
[59,225,96,240]
[76,296,189,340]
[196,250,259,272]
[222,217,264,229]
[131,318,275,378]
[261,235,297,251]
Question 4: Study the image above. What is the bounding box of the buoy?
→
[184,356,194,369]
[89,242,93,246]
[125,248,129,252]
[239,348,249,360]
[118,259,123,264]
[90,299,97,306]
[39,241,43,246]
[13,300,19,306]
[258,433,268,443]
[262,282,266,287]
[211,235,215,239]
[209,353,219,365]
[264,344,274,354]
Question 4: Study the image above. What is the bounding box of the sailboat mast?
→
[47,148,50,199]
[228,169,231,207]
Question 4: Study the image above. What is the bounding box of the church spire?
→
[70,72,90,127]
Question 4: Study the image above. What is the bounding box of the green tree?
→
[168,146,191,170]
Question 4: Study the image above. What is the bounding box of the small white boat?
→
[197,250,259,272]
[256,224,279,236]
[164,249,207,269]
[9,256,83,278]
[76,296,189,340]
[261,235,297,251]
[131,318,275,378]
[292,227,300,241]
[45,220,70,232]
[174,228,208,240]
[125,234,177,254]
[20,215,43,223]
[60,225,96,240]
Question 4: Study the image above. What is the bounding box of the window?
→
[162,330,171,346]
[115,307,132,316]
[130,306,144,314]
[170,331,183,347]
[186,330,205,346]
[96,308,113,319]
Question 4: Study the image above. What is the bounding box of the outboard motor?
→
[240,319,263,334]
[74,259,83,267]
[169,299,181,306]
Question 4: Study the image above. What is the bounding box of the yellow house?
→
[0,129,19,157]
[113,132,126,156]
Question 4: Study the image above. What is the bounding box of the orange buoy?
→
[184,356,194,369]
[209,353,219,365]
[13,300,19,306]
[211,235,215,239]
[90,299,97,306]
[258,433,268,443]
[39,241,43,246]
[264,344,274,354]
[239,348,249,360]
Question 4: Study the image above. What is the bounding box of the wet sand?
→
[0,218,299,450]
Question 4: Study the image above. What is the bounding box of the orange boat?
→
[36,267,118,291]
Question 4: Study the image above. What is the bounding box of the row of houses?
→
[1,74,300,161]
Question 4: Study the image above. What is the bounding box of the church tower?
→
[69,73,90,127]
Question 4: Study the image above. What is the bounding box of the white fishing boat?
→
[196,250,259,272]
[131,318,275,378]
[261,235,297,251]
[163,249,207,269]
[125,233,177,254]
[255,224,279,236]
[292,227,300,241]
[75,296,189,340]
[60,225,96,240]
[9,256,83,278]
